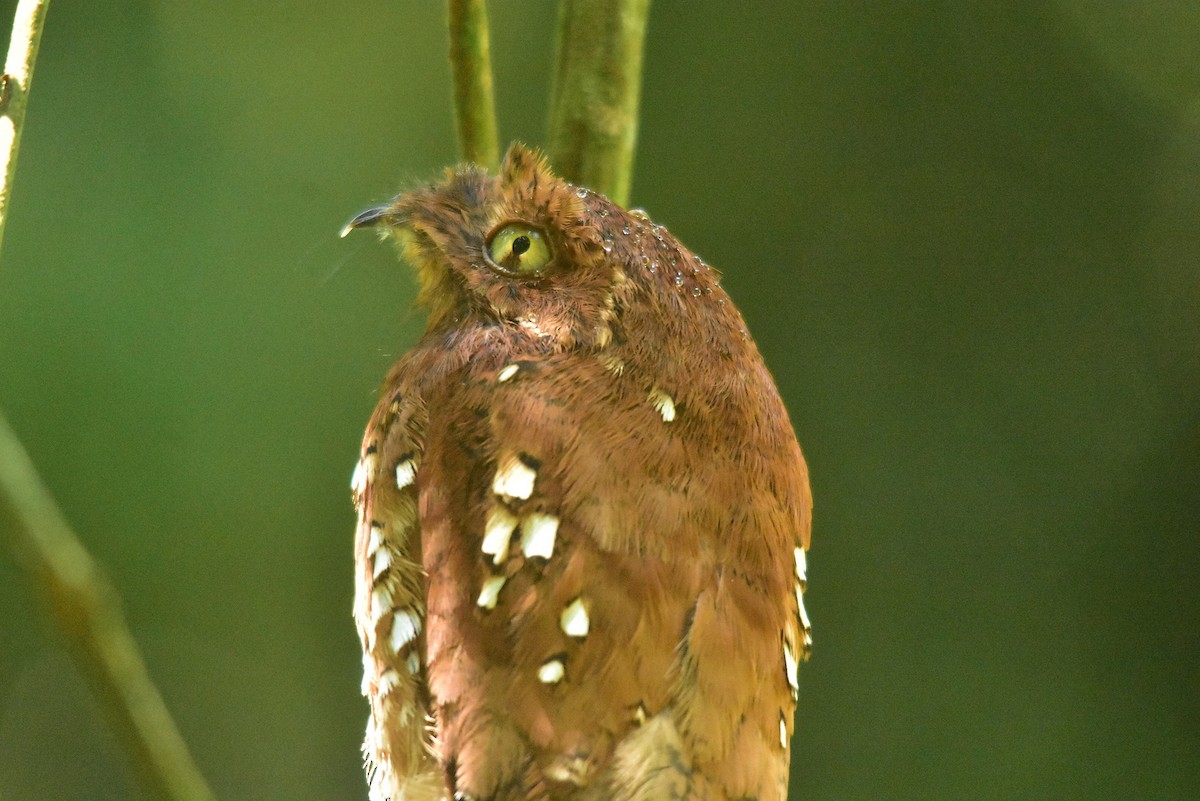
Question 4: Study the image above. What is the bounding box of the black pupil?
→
[511,235,532,257]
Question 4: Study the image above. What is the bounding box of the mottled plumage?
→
[348,145,811,801]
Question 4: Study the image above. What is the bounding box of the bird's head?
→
[344,144,637,349]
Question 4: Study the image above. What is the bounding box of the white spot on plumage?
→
[406,652,420,674]
[390,608,421,654]
[360,651,374,696]
[520,512,559,559]
[367,523,383,557]
[634,704,647,725]
[649,388,676,422]
[352,451,377,494]
[370,584,393,626]
[481,505,518,564]
[372,546,393,579]
[378,668,400,697]
[394,457,417,490]
[794,546,807,588]
[797,585,813,653]
[493,454,537,501]
[477,575,507,610]
[780,714,789,749]
[560,597,590,638]
[783,637,799,697]
[518,315,550,338]
[537,658,565,685]
[497,363,520,382]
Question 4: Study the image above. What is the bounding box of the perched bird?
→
[345,144,812,801]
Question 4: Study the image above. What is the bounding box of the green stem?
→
[0,414,218,801]
[0,5,218,800]
[0,0,51,259]
[448,0,500,169]
[547,0,651,206]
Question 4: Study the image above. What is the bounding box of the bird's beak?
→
[339,205,391,238]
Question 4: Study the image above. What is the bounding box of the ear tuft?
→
[500,142,555,185]
[492,142,601,267]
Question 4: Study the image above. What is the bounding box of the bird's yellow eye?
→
[486,224,552,276]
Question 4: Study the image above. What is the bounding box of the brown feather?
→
[351,144,812,801]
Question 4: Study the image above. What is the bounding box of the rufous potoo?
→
[345,144,812,801]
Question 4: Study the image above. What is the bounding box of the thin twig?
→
[448,0,499,169]
[0,4,218,800]
[0,415,218,801]
[546,0,651,206]
[0,0,50,258]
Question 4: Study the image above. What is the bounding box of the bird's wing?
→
[354,379,443,801]
[416,348,802,801]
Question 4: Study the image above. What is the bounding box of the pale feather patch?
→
[794,546,807,588]
[537,658,565,684]
[406,652,420,674]
[594,275,623,350]
[372,546,393,579]
[367,523,384,557]
[378,668,401,697]
[520,512,559,559]
[370,584,394,628]
[598,353,625,375]
[606,712,689,800]
[560,597,590,638]
[390,607,422,654]
[797,585,813,655]
[649,388,677,422]
[545,754,593,786]
[394,457,417,490]
[352,451,377,494]
[481,504,519,564]
[363,715,379,776]
[780,714,789,749]
[783,637,800,698]
[360,651,374,695]
[518,315,550,338]
[493,453,538,501]
[477,575,507,610]
[497,363,520,382]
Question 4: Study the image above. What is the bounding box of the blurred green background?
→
[0,2,1197,799]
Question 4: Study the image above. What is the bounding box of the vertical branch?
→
[447,0,499,169]
[0,0,50,259]
[0,4,217,801]
[546,0,651,206]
